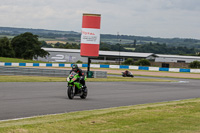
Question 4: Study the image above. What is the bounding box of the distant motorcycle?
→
[66,71,87,99]
[122,70,134,77]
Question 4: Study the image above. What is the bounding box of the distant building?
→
[153,54,200,68]
[37,48,156,63]
[155,54,200,63]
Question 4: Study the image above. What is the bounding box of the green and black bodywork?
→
[67,71,87,99]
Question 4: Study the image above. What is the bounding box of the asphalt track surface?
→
[0,77,200,120]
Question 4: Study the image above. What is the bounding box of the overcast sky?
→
[0,0,200,39]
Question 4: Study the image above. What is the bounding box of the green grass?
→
[109,73,200,79]
[96,67,200,74]
[134,74,200,80]
[94,67,194,73]
[1,98,200,133]
[124,47,136,51]
[88,76,173,82]
[38,37,57,41]
[0,57,48,63]
[0,35,15,39]
[0,75,173,82]
[0,75,66,82]
[0,57,73,64]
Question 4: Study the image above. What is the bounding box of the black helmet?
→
[72,64,78,72]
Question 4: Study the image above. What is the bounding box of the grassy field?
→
[0,57,48,63]
[38,37,58,41]
[0,57,74,64]
[109,73,200,79]
[0,35,15,39]
[124,47,136,51]
[0,75,173,82]
[45,40,67,44]
[0,98,200,133]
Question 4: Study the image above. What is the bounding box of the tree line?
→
[1,27,200,48]
[1,31,199,60]
[41,40,198,55]
[0,32,49,59]
[99,42,198,55]
[134,42,197,55]
[41,41,80,49]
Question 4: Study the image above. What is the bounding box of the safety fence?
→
[0,66,107,78]
[0,62,200,73]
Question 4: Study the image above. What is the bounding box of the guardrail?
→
[0,62,200,73]
[0,66,107,78]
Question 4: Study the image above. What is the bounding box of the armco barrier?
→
[0,62,200,73]
[0,66,107,78]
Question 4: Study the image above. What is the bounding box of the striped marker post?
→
[80,13,101,57]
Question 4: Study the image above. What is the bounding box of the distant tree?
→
[68,38,75,41]
[122,58,134,65]
[100,42,111,51]
[54,42,65,48]
[135,59,150,66]
[0,37,15,57]
[189,61,200,68]
[100,47,110,51]
[71,43,79,49]
[11,32,49,59]
[99,42,133,52]
[135,42,196,55]
[53,42,79,49]
[133,39,137,47]
[41,41,53,48]
[76,60,83,63]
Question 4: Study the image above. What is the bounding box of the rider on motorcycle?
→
[70,64,86,90]
[125,70,130,76]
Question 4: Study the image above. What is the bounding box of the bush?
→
[76,60,83,63]
[135,59,150,66]
[189,61,200,68]
[122,58,134,65]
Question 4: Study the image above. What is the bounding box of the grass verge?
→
[0,75,173,82]
[0,75,66,82]
[88,76,173,82]
[94,67,200,74]
[0,98,200,133]
[109,73,200,80]
[0,57,47,63]
[134,74,200,80]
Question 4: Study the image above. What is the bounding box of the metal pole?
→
[119,43,120,65]
[87,57,91,77]
[117,32,121,65]
[119,42,121,65]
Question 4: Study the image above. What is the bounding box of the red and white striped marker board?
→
[80,13,101,57]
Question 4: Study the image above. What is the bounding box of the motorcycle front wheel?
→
[67,86,74,99]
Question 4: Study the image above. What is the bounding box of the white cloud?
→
[0,0,200,39]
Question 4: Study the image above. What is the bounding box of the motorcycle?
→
[66,71,87,99]
[122,70,134,77]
